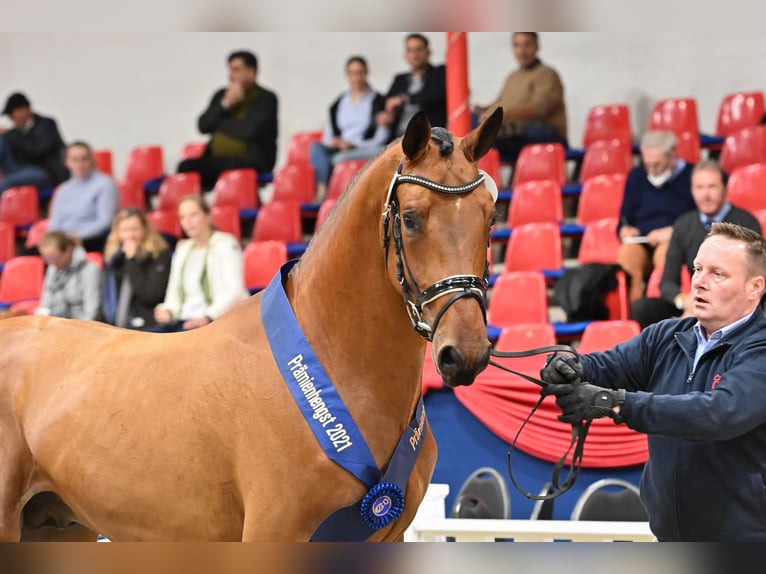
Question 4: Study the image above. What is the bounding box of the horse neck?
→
[287,155,426,417]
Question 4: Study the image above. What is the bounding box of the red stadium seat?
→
[720,126,766,174]
[646,265,692,299]
[488,271,549,327]
[511,143,567,187]
[0,185,39,229]
[727,163,766,213]
[326,159,368,201]
[211,204,241,240]
[508,180,563,227]
[504,222,562,272]
[495,322,556,351]
[93,149,113,176]
[24,218,49,250]
[157,172,201,211]
[0,255,44,305]
[315,198,337,232]
[286,130,323,166]
[271,163,317,204]
[243,240,288,292]
[582,104,632,149]
[118,177,146,210]
[212,169,258,210]
[579,138,633,183]
[478,147,503,188]
[715,91,765,138]
[577,218,621,264]
[253,201,302,244]
[147,209,182,239]
[578,320,641,353]
[0,222,15,265]
[180,141,208,160]
[576,173,626,225]
[753,209,766,236]
[649,97,699,139]
[124,145,165,185]
[674,131,701,164]
[85,251,104,268]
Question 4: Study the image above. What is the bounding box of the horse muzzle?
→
[433,334,491,388]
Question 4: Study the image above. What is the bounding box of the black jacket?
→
[198,84,279,172]
[5,113,68,185]
[384,63,447,141]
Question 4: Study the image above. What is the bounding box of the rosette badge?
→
[360,483,405,530]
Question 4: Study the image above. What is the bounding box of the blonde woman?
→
[152,195,247,332]
[102,208,171,329]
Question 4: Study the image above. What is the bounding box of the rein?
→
[488,345,590,501]
[381,161,490,341]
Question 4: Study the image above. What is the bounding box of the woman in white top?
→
[310,55,389,200]
[152,194,247,332]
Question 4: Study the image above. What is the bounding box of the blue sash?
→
[261,261,428,541]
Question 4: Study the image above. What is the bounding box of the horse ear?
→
[461,107,503,163]
[402,111,432,161]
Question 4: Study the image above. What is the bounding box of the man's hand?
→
[182,316,211,331]
[540,353,583,386]
[543,382,626,424]
[646,226,673,247]
[223,82,245,108]
[619,224,640,240]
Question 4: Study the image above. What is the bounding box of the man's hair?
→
[228,50,258,71]
[406,33,429,49]
[692,159,729,186]
[512,32,539,43]
[640,130,677,155]
[709,222,766,278]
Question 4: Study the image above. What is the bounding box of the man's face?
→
[9,106,32,129]
[692,168,727,217]
[228,57,256,87]
[512,33,539,68]
[691,234,763,333]
[640,147,675,177]
[404,37,430,70]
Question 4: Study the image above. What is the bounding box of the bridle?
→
[381,159,491,341]
[488,346,590,501]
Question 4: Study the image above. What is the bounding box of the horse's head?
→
[382,108,503,387]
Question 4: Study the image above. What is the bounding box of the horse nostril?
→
[437,345,464,376]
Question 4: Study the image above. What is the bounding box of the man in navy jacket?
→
[544,222,766,541]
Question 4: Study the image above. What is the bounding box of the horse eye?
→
[402,212,419,231]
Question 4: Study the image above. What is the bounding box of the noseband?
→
[381,160,490,341]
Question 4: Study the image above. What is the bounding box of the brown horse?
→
[0,109,503,541]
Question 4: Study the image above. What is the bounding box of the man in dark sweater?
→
[618,130,696,302]
[0,92,67,193]
[376,33,446,143]
[177,50,278,190]
[631,159,761,328]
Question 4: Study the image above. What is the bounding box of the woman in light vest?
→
[152,194,247,332]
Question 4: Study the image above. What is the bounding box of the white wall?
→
[2,32,766,177]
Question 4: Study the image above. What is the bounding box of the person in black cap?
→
[0,92,68,193]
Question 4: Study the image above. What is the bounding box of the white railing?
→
[404,484,655,542]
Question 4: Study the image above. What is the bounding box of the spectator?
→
[631,160,761,329]
[152,195,247,332]
[177,50,278,190]
[542,222,766,541]
[310,55,389,201]
[473,33,568,162]
[36,231,101,320]
[618,130,696,303]
[0,92,67,193]
[376,33,446,142]
[47,141,119,253]
[102,208,171,330]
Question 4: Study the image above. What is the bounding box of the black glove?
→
[543,381,626,424]
[540,352,583,385]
